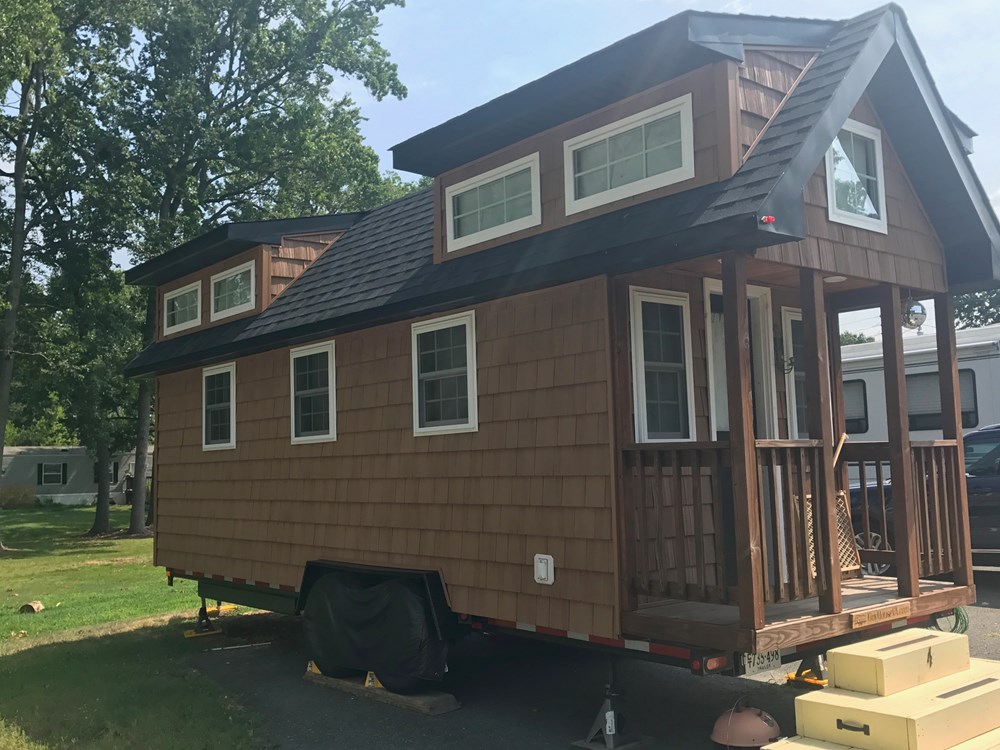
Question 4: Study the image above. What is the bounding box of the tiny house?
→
[126,6,999,687]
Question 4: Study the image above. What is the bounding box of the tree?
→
[954,291,1000,329]
[70,0,408,533]
[0,0,61,479]
[840,330,875,345]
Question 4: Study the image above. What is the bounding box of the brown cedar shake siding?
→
[154,277,619,637]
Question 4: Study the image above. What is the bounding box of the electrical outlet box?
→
[533,554,555,585]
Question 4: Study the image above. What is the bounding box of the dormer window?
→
[444,153,541,252]
[210,260,256,321]
[163,281,201,335]
[825,118,887,234]
[564,94,694,215]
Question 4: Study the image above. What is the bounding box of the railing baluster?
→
[650,450,667,596]
[710,447,729,604]
[691,448,707,601]
[669,449,686,598]
[634,449,650,595]
[781,447,800,600]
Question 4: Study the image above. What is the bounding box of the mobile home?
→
[1,446,153,506]
[125,7,999,688]
[841,323,1000,442]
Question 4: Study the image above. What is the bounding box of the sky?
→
[338,0,1000,340]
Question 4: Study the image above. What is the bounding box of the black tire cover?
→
[302,574,447,681]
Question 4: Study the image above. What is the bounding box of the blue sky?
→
[340,0,999,339]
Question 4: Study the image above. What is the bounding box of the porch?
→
[612,254,976,653]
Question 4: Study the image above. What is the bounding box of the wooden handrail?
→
[911,439,959,448]
[754,439,823,449]
[622,441,730,452]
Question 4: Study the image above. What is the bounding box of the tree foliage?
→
[954,291,1000,329]
[840,330,875,345]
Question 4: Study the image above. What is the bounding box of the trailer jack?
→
[184,597,223,639]
[785,653,828,688]
[573,660,649,749]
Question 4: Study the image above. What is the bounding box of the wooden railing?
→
[621,443,731,604]
[754,440,824,603]
[840,441,963,579]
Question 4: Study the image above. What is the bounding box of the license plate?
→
[740,650,782,676]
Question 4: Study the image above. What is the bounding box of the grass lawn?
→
[0,506,261,749]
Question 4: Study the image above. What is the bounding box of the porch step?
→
[827,629,970,696]
[764,729,1000,750]
[795,658,1000,750]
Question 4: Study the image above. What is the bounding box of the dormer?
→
[125,214,364,342]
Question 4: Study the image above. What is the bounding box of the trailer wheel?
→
[374,672,425,695]
[302,573,366,678]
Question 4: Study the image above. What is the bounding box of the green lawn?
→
[0,506,261,749]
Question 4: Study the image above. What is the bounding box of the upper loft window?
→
[444,153,541,252]
[210,260,256,321]
[564,94,694,216]
[163,280,201,335]
[825,118,887,234]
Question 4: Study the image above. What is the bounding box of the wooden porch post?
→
[801,269,842,614]
[827,308,850,495]
[879,284,920,598]
[934,294,974,587]
[722,253,765,629]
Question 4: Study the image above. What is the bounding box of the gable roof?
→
[125,4,1000,377]
[125,213,366,287]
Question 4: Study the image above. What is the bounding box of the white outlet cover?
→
[533,553,555,585]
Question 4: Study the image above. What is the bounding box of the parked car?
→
[850,425,1000,573]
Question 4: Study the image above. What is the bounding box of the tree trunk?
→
[0,65,42,552]
[89,440,112,536]
[129,290,156,534]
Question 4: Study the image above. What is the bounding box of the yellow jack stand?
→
[786,654,828,689]
[183,598,224,639]
[365,672,384,689]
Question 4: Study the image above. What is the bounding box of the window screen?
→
[843,379,868,434]
[906,369,977,431]
[639,299,689,439]
[204,369,233,446]
[416,323,470,428]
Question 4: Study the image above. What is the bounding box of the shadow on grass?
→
[0,507,139,560]
[0,618,263,750]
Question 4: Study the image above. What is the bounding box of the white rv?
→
[841,323,1000,441]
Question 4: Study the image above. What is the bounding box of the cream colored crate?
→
[827,630,970,696]
[796,659,1000,750]
[949,727,1000,750]
[764,737,860,749]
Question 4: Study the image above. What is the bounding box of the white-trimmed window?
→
[825,118,887,234]
[844,379,869,435]
[564,94,694,216]
[203,362,236,450]
[411,311,478,435]
[629,287,696,442]
[782,309,809,439]
[210,260,256,321]
[163,281,201,335]
[38,462,67,486]
[290,341,336,444]
[445,153,541,252]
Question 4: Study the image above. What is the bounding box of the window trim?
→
[564,94,695,216]
[825,117,888,235]
[289,340,337,445]
[843,378,870,435]
[202,362,237,451]
[40,462,66,486]
[209,260,256,322]
[629,286,697,443]
[444,153,542,253]
[163,280,202,335]
[411,310,479,437]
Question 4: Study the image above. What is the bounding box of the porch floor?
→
[621,577,975,653]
